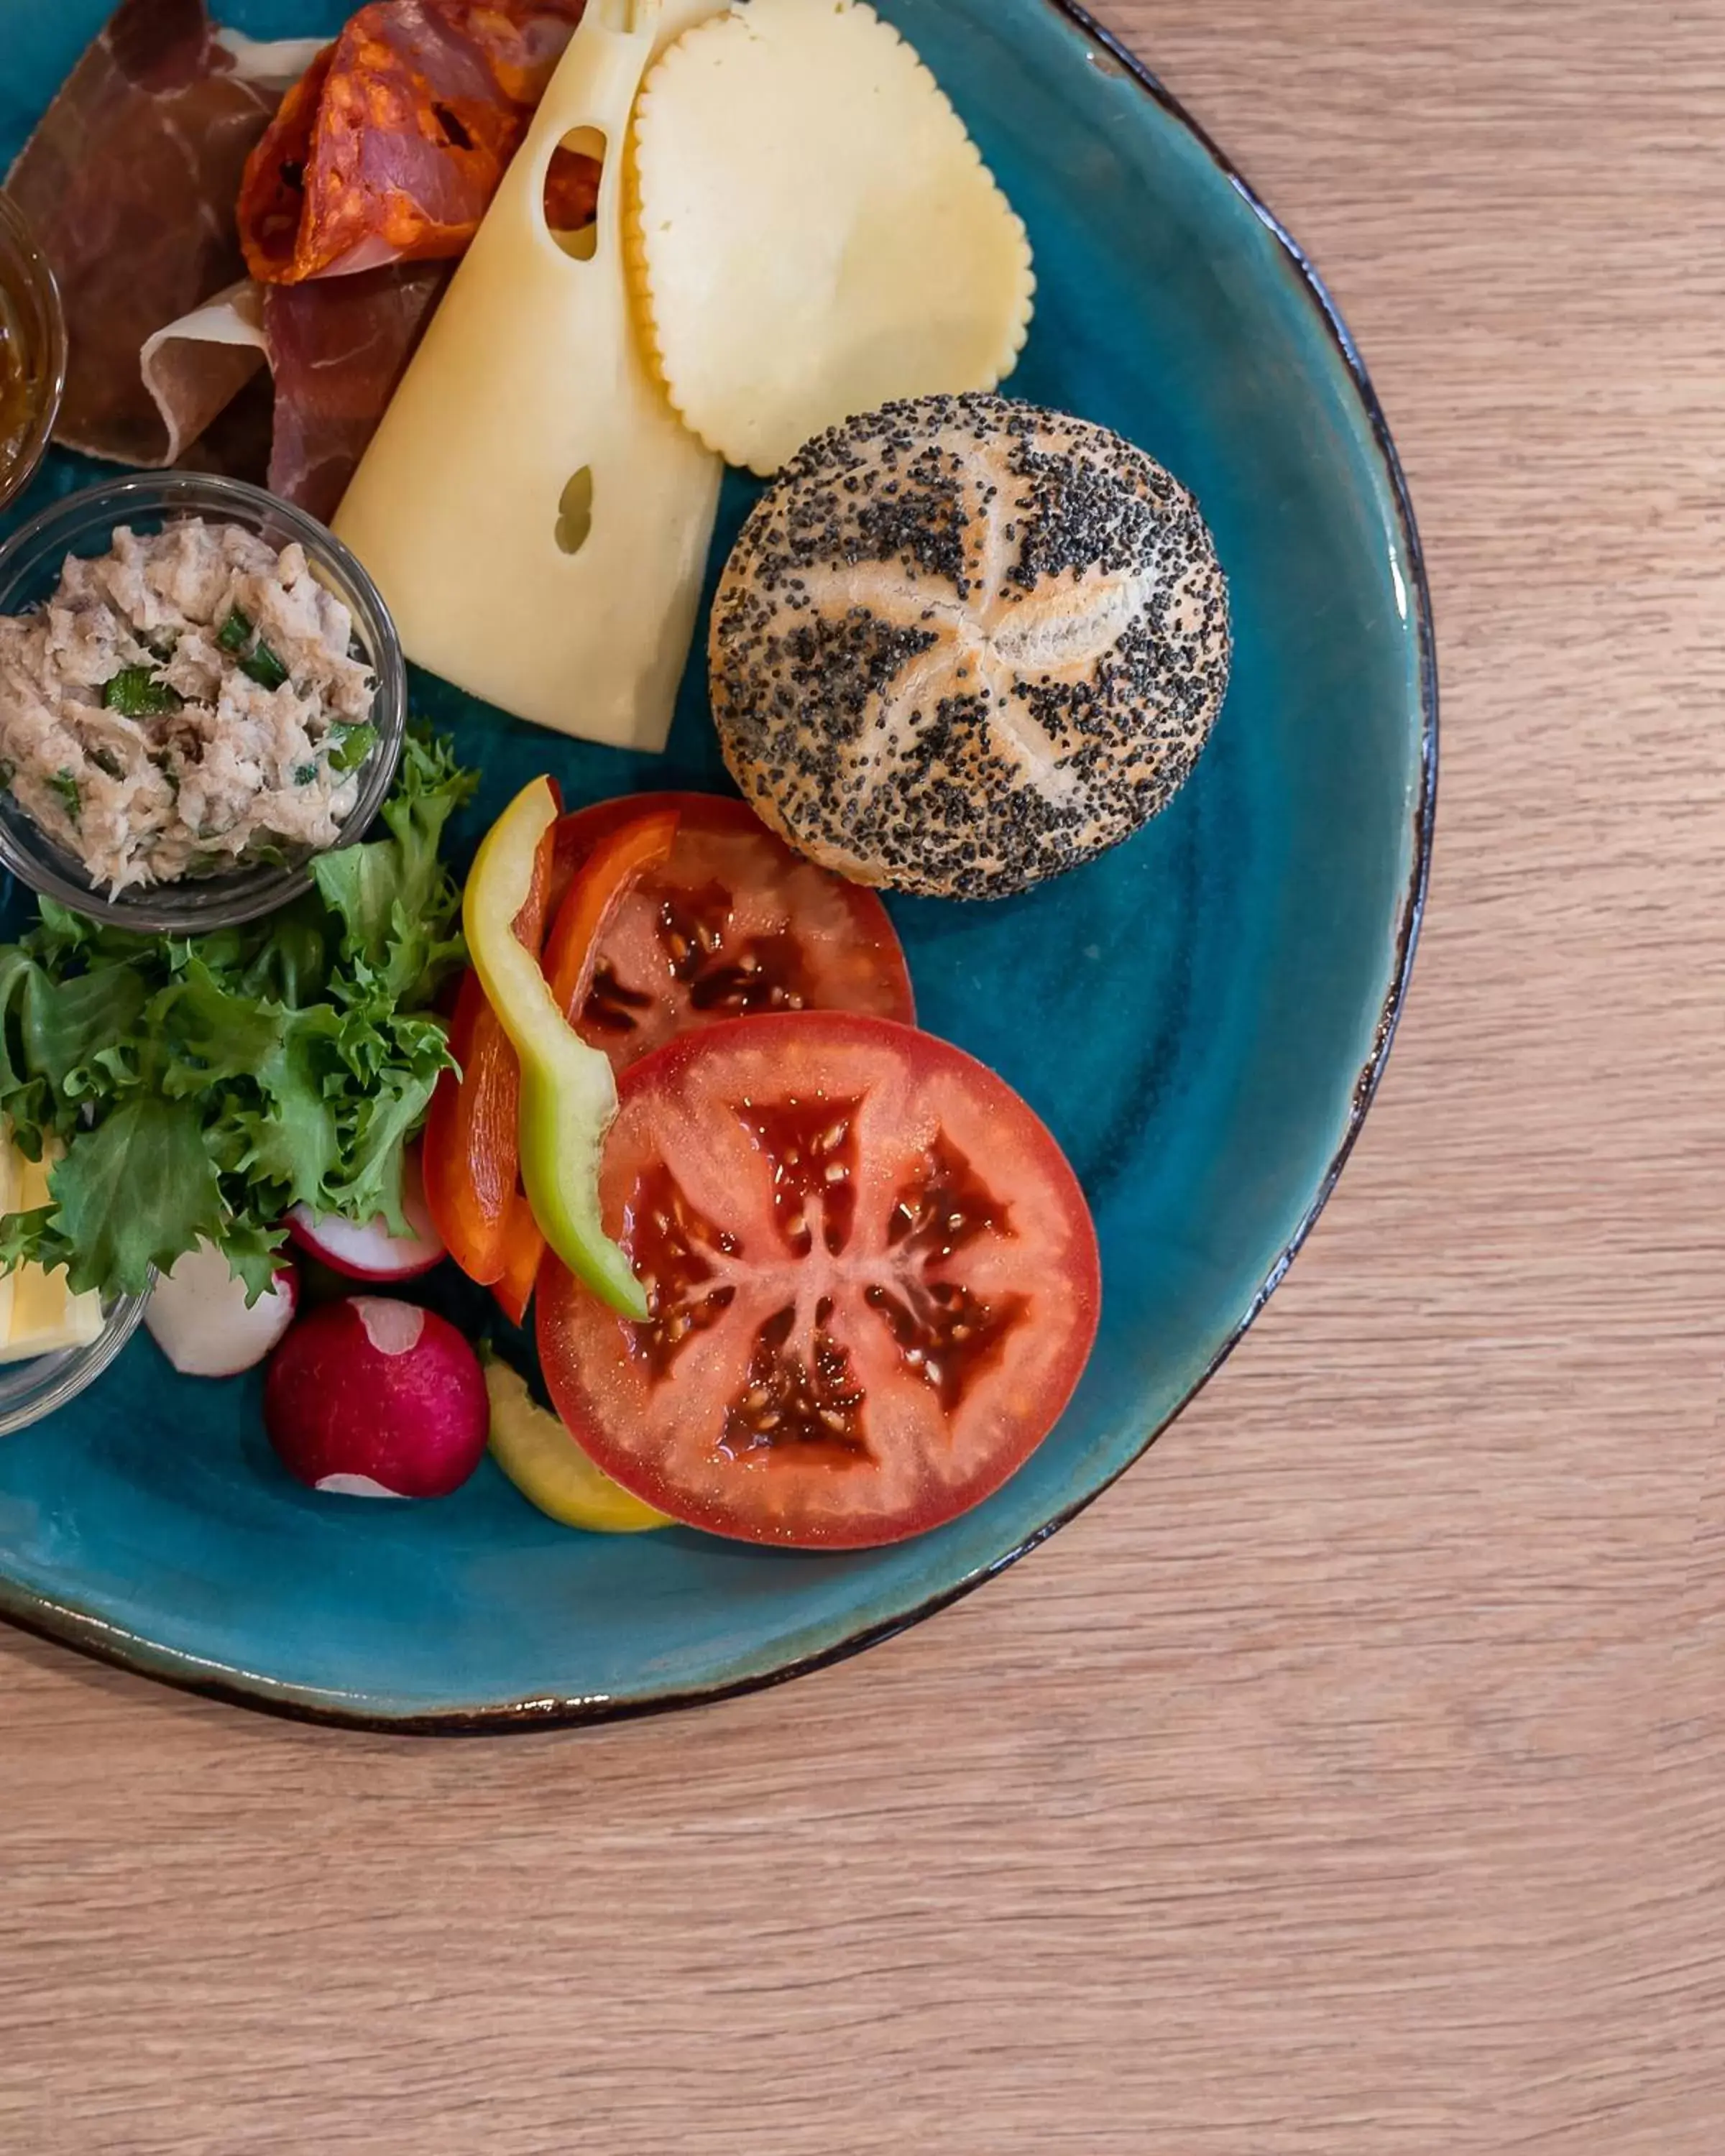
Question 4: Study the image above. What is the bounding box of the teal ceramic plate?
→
[0,0,1435,1728]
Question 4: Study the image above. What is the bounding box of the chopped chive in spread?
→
[47,770,82,826]
[328,722,377,774]
[14,523,383,895]
[239,640,290,692]
[102,667,183,718]
[220,609,290,691]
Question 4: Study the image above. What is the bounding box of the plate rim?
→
[0,0,1439,1734]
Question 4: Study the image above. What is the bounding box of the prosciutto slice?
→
[262,263,448,522]
[4,0,277,465]
[138,279,268,468]
[137,265,445,519]
[8,0,597,515]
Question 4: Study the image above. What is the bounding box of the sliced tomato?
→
[421,793,561,1288]
[536,1013,1100,1549]
[552,794,914,1076]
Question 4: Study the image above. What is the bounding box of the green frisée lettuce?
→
[0,732,478,1303]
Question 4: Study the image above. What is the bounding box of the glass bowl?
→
[0,190,68,514]
[0,1287,147,1439]
[0,473,407,934]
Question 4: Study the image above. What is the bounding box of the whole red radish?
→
[264,1299,489,1500]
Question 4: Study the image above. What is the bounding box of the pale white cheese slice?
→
[627,0,1035,475]
[334,0,728,751]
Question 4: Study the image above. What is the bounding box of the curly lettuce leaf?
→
[314,730,474,1000]
[0,731,477,1301]
[32,1097,226,1297]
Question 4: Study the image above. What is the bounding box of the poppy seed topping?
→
[709,393,1231,900]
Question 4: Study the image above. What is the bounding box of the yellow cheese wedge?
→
[334,0,728,751]
[627,0,1036,475]
[2,1151,104,1364]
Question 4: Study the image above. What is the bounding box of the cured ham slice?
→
[4,0,277,465]
[139,264,445,515]
[7,0,597,513]
[239,0,594,283]
[138,280,268,468]
[262,263,448,522]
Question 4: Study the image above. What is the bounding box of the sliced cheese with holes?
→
[627,0,1035,475]
[2,1149,104,1364]
[334,0,727,751]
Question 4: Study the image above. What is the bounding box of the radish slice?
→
[264,1297,490,1500]
[288,1146,446,1281]
[147,1243,299,1378]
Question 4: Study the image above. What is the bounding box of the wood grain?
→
[1,4,1720,2149]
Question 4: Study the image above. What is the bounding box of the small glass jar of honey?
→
[0,190,67,513]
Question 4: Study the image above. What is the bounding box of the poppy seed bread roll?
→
[709,393,1230,900]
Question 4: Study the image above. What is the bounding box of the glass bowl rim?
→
[0,190,69,515]
[0,1284,150,1440]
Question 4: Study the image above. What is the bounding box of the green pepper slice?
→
[462,778,646,1320]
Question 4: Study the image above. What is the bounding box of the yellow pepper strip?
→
[485,1357,672,1534]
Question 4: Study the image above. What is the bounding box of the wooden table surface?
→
[2,4,1719,2149]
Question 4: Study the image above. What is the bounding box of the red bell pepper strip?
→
[543,808,682,1022]
[489,1194,545,1328]
[421,788,561,1286]
[546,811,589,926]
